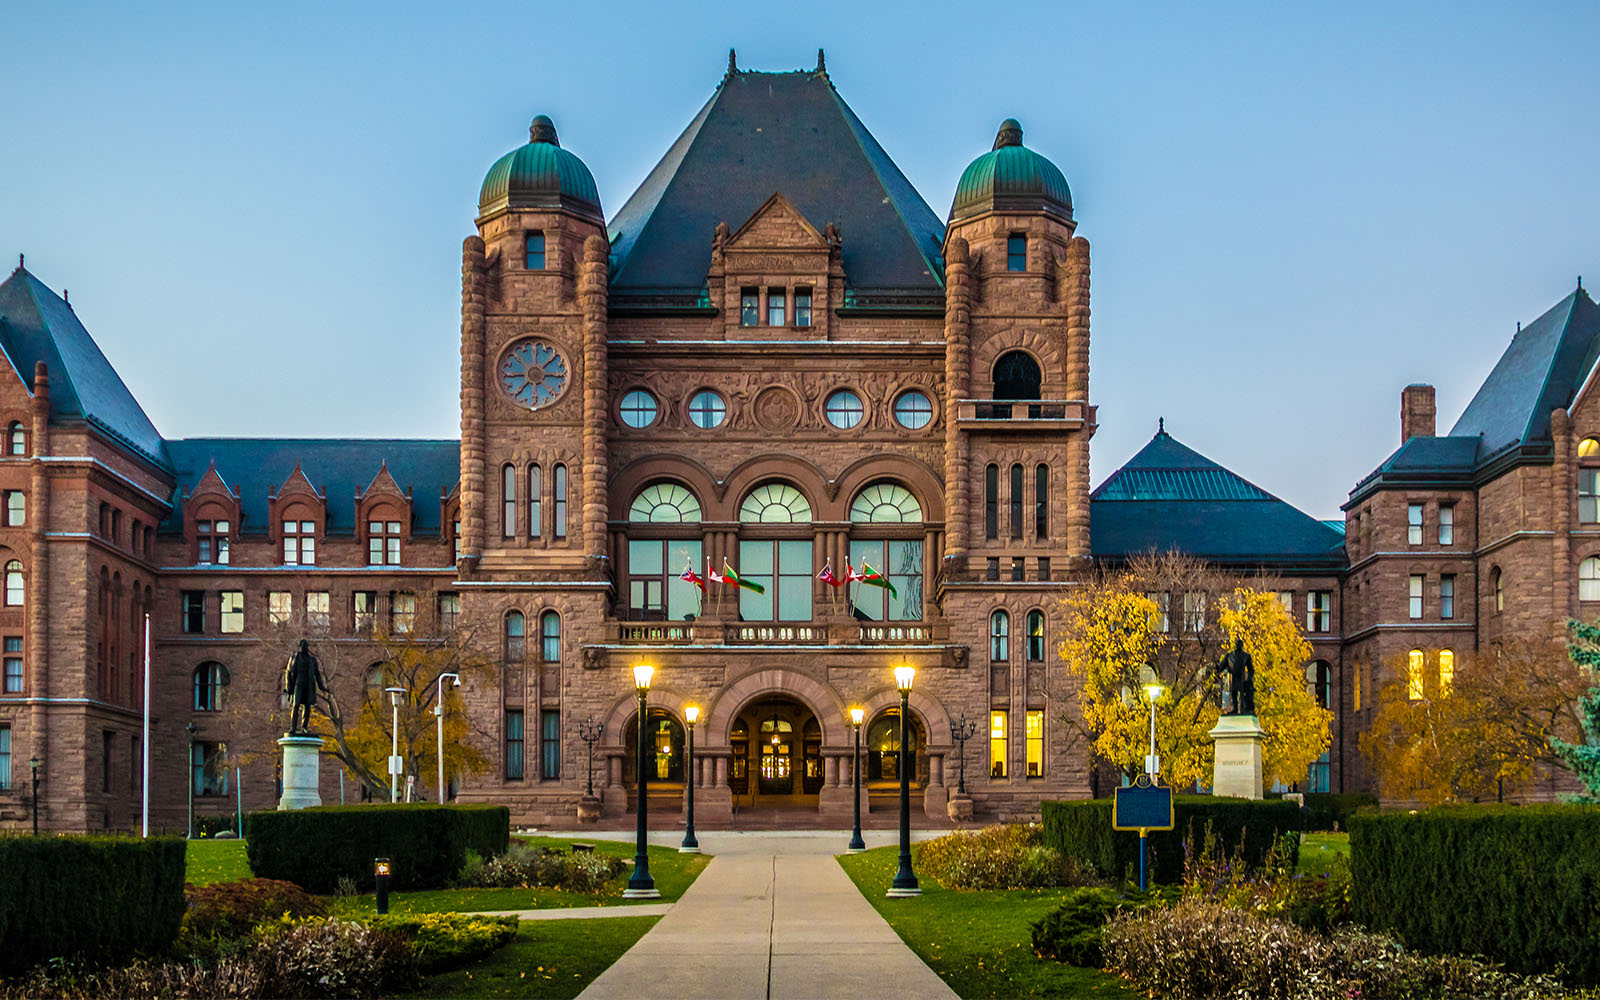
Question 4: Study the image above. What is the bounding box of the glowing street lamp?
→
[847,706,866,853]
[887,664,920,898]
[1143,682,1164,779]
[681,704,700,854]
[624,664,660,898]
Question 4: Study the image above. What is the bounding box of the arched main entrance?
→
[729,697,823,810]
[865,706,926,792]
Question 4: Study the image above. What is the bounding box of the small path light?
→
[375,857,392,914]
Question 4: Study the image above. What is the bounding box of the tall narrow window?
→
[1438,649,1455,693]
[0,725,9,790]
[1147,592,1170,632]
[283,520,316,564]
[524,231,545,270]
[1493,567,1504,612]
[196,520,230,565]
[1025,610,1045,662]
[1006,234,1026,272]
[794,288,812,327]
[505,710,525,780]
[1407,504,1424,544]
[767,287,786,326]
[1011,557,1025,581]
[3,491,23,527]
[1035,465,1049,538]
[528,464,542,538]
[306,592,329,632]
[6,422,23,456]
[736,540,812,621]
[268,591,292,626]
[391,592,416,634]
[1408,575,1424,619]
[1440,574,1456,618]
[181,591,204,633]
[192,662,229,711]
[353,592,377,633]
[1438,504,1454,545]
[1025,710,1044,776]
[1407,649,1425,700]
[553,465,567,538]
[1307,591,1331,632]
[502,464,516,538]
[740,288,758,326]
[219,591,243,633]
[541,710,560,779]
[990,610,1010,661]
[437,593,460,632]
[540,611,561,662]
[102,731,113,793]
[1182,592,1205,632]
[368,521,402,565]
[984,464,999,540]
[990,711,1009,777]
[1009,464,1024,539]
[1583,471,1600,523]
[3,637,21,693]
[1581,558,1600,602]
[504,610,525,662]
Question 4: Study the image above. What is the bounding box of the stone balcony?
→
[603,618,951,647]
[956,398,1090,430]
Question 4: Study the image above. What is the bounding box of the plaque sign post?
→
[1113,778,1174,891]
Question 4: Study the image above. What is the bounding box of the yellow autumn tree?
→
[1058,552,1331,788]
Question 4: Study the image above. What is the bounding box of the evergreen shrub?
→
[1350,804,1600,984]
[1301,792,1378,831]
[1040,795,1300,885]
[0,835,186,976]
[245,805,508,893]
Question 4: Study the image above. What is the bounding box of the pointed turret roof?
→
[606,64,946,296]
[0,266,168,469]
[1091,427,1346,568]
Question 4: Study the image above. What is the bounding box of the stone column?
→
[1063,237,1092,562]
[922,751,949,818]
[458,238,487,570]
[824,754,839,787]
[1553,408,1573,629]
[27,362,48,814]
[579,235,610,575]
[942,237,973,572]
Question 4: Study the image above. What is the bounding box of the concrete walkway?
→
[478,902,672,921]
[577,834,956,1000]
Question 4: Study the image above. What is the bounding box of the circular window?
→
[498,339,569,409]
[688,390,727,429]
[824,389,864,429]
[619,389,658,428]
[893,390,933,429]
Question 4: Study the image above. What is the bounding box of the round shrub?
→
[915,824,1101,890]
[181,878,328,943]
[252,918,415,999]
[1030,887,1132,967]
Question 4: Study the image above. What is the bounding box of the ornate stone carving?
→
[754,386,800,432]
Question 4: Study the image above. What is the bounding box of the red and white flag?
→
[707,558,727,586]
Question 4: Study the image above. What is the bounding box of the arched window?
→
[993,351,1042,400]
[984,464,999,540]
[3,560,21,606]
[630,482,703,523]
[527,464,542,538]
[553,464,568,538]
[1581,558,1600,602]
[501,464,516,538]
[1307,661,1332,708]
[1407,649,1425,701]
[1581,437,1600,458]
[504,610,525,663]
[1009,464,1024,539]
[1035,465,1049,539]
[1025,610,1045,662]
[1492,567,1503,613]
[540,611,560,663]
[6,422,22,456]
[850,483,922,523]
[990,610,1010,661]
[739,482,812,523]
[192,661,229,711]
[1439,649,1455,694]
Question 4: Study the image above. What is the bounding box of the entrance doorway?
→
[729,697,822,810]
[623,708,685,790]
[865,707,925,799]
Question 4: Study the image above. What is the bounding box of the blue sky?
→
[1,1,1596,518]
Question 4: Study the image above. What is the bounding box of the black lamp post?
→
[887,664,920,897]
[949,712,979,795]
[577,715,602,797]
[680,705,700,853]
[624,664,660,898]
[847,706,866,853]
[185,722,198,840]
[29,755,39,835]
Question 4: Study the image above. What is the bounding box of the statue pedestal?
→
[277,735,323,811]
[1209,715,1265,800]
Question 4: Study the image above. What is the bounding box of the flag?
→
[722,559,766,595]
[856,561,898,599]
[707,559,727,586]
[844,561,866,585]
[817,562,844,587]
[680,562,705,589]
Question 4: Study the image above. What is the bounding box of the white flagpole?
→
[141,612,151,838]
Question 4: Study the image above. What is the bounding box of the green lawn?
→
[414,915,659,999]
[836,847,1142,1000]
[185,839,252,885]
[1298,832,1350,876]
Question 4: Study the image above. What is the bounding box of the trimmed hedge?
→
[1041,795,1300,885]
[1350,804,1600,984]
[0,834,186,975]
[1302,792,1377,832]
[246,804,509,893]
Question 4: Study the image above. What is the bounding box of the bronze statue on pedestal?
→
[282,639,327,735]
[1219,639,1256,716]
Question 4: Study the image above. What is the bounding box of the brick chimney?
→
[1401,384,1435,444]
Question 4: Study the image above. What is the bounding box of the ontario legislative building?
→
[1,54,1595,831]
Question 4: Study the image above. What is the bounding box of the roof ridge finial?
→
[816,48,826,74]
[728,48,737,77]
[994,118,1023,150]
[1157,416,1165,436]
[529,114,559,146]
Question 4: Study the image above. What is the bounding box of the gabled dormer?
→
[710,192,841,340]
[183,461,239,565]
[268,464,326,566]
[357,463,413,567]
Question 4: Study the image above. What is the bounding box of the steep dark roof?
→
[1091,429,1347,568]
[606,67,946,296]
[0,267,168,469]
[1450,288,1600,460]
[165,439,460,535]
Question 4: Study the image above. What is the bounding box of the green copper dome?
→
[478,115,603,222]
[949,119,1072,223]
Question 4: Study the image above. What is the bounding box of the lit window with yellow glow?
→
[990,711,1008,778]
[1025,710,1044,777]
[1408,649,1425,700]
[1581,437,1600,458]
[1439,649,1454,693]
